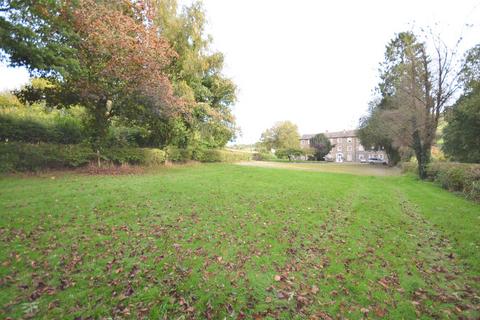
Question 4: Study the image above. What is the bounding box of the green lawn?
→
[0,164,479,319]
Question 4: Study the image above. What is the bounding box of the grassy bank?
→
[0,164,478,319]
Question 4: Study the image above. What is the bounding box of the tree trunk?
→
[385,145,400,166]
[91,101,110,150]
[412,130,431,179]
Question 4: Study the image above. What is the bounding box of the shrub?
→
[105,126,150,147]
[0,114,85,144]
[192,148,252,162]
[275,148,305,160]
[400,161,417,174]
[253,152,277,161]
[143,148,166,166]
[0,142,94,172]
[100,147,145,165]
[400,161,480,202]
[0,143,169,172]
[165,146,193,162]
[427,162,480,201]
[217,150,252,162]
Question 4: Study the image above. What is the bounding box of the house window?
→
[337,146,342,152]
[347,145,352,151]
[330,139,335,144]
[337,138,342,143]
[358,144,364,151]
[347,137,352,143]
[359,154,364,160]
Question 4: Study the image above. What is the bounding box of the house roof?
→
[300,130,357,140]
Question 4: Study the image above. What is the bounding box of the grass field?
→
[1,163,479,319]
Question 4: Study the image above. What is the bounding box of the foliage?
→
[259,121,300,151]
[308,133,332,161]
[426,162,480,202]
[193,148,252,162]
[0,142,94,172]
[275,148,305,160]
[0,142,171,172]
[360,32,461,178]
[0,165,479,318]
[165,146,193,162]
[143,149,167,166]
[104,126,150,148]
[400,161,418,174]
[0,91,22,108]
[0,114,85,144]
[1,0,181,147]
[127,0,238,149]
[253,152,277,161]
[358,101,401,165]
[442,45,480,163]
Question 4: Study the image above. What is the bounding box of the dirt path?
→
[237,161,401,176]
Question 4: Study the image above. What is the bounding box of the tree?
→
[1,0,182,149]
[361,32,460,178]
[139,0,237,148]
[309,133,332,161]
[259,121,300,151]
[358,100,401,165]
[443,44,480,163]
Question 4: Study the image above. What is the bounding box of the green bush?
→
[0,142,94,172]
[275,148,305,160]
[400,161,480,202]
[105,126,150,147]
[426,162,480,201]
[217,150,252,162]
[253,152,277,161]
[165,146,193,162]
[99,147,146,165]
[400,161,417,174]
[193,149,252,162]
[143,148,166,166]
[0,143,170,172]
[0,114,85,144]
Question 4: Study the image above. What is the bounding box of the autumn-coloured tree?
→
[1,0,183,148]
[150,0,237,148]
[260,121,300,151]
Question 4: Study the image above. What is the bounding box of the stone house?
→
[300,130,388,163]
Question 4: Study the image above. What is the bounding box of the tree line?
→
[0,0,236,151]
[257,121,332,161]
[358,31,479,178]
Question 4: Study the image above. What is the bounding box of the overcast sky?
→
[1,0,479,144]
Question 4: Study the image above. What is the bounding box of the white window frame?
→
[337,146,342,152]
[337,138,342,143]
[347,137,352,143]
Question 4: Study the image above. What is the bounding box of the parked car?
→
[368,157,387,165]
[360,157,367,163]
